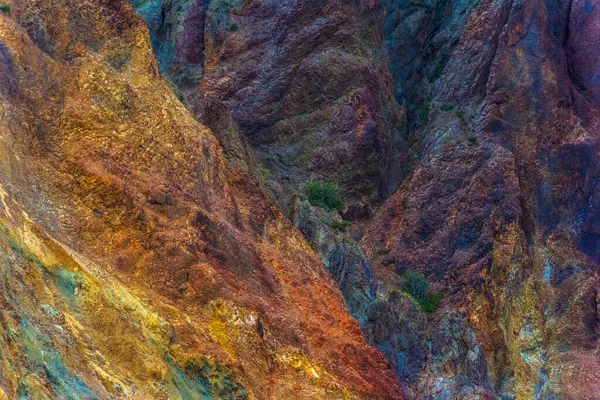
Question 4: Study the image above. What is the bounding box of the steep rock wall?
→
[363,0,600,397]
[129,0,409,216]
[0,1,404,398]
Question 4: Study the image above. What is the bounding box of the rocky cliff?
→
[2,0,600,399]
[0,1,403,398]
[364,0,600,398]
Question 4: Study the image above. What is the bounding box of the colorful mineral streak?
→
[0,0,599,399]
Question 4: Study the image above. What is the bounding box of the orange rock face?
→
[5,0,600,398]
[0,1,402,398]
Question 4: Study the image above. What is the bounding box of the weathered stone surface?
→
[129,0,409,214]
[366,293,428,387]
[4,0,600,398]
[291,198,374,325]
[363,0,600,397]
[0,1,404,398]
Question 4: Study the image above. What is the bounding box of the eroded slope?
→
[363,0,600,397]
[0,1,403,398]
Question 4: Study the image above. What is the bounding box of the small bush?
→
[402,270,429,302]
[307,181,343,212]
[467,136,479,146]
[420,96,432,126]
[329,219,350,232]
[376,248,391,255]
[0,5,10,13]
[401,270,442,313]
[440,103,454,111]
[419,292,443,313]
[229,23,239,32]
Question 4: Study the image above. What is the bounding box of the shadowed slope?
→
[363,0,600,397]
[0,1,403,398]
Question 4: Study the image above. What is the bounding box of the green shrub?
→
[329,219,350,232]
[402,270,429,302]
[440,103,454,111]
[420,95,432,126]
[0,5,10,13]
[376,248,391,255]
[467,136,479,146]
[229,23,239,32]
[307,181,343,212]
[419,292,443,313]
[401,270,442,313]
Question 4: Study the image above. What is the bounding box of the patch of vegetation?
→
[402,270,428,300]
[307,181,344,212]
[401,270,442,313]
[329,219,351,233]
[0,5,10,13]
[428,55,450,83]
[419,95,432,126]
[454,110,467,125]
[474,0,481,8]
[467,136,479,146]
[229,23,239,32]
[376,248,391,255]
[440,103,454,111]
[419,292,443,313]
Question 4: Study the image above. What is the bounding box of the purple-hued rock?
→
[127,0,600,397]
[364,0,600,397]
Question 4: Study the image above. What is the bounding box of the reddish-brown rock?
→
[0,1,404,398]
[363,0,600,397]
[131,0,409,215]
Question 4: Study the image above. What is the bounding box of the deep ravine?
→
[1,0,600,398]
[128,0,600,398]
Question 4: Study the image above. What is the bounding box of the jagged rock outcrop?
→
[3,0,600,398]
[129,0,409,216]
[292,198,375,326]
[363,0,600,398]
[122,0,600,398]
[0,1,404,398]
[367,295,495,399]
